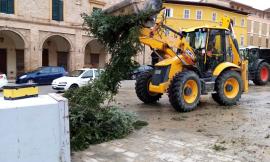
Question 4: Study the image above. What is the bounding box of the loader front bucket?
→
[103,0,162,16]
[103,0,162,28]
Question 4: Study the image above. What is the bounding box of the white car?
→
[52,68,104,91]
[0,74,8,90]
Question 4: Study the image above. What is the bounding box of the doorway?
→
[42,49,49,66]
[0,49,7,74]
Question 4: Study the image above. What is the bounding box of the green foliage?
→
[65,10,154,151]
[212,144,227,151]
[69,105,136,151]
[133,120,149,130]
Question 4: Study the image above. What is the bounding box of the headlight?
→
[20,75,27,79]
[59,82,67,85]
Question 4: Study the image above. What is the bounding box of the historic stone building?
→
[0,0,108,79]
[230,1,270,48]
[203,0,270,48]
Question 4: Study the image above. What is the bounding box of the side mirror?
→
[37,72,41,75]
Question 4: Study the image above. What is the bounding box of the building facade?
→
[162,1,248,48]
[203,0,270,48]
[0,0,108,79]
[230,1,270,48]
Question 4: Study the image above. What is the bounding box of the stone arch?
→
[0,29,27,79]
[41,34,72,71]
[0,28,29,48]
[83,39,106,68]
[40,33,74,51]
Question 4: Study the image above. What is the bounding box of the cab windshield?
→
[239,48,247,59]
[185,30,207,50]
[240,48,259,60]
[69,70,85,77]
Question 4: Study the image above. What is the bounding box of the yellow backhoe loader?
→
[104,0,248,112]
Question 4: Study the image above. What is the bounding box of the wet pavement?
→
[71,80,270,162]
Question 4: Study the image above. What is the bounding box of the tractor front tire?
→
[168,71,201,112]
[135,72,162,104]
[253,62,270,85]
[212,71,243,106]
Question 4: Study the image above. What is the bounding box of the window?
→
[94,69,103,78]
[240,35,244,46]
[196,10,202,20]
[253,21,259,34]
[258,37,262,46]
[52,0,63,21]
[212,12,217,22]
[40,67,51,74]
[165,8,173,18]
[207,30,224,55]
[225,34,232,62]
[241,18,245,27]
[183,9,190,19]
[69,70,84,77]
[233,17,236,26]
[164,29,170,36]
[247,20,251,32]
[51,67,60,73]
[82,70,93,78]
[250,36,253,45]
[0,0,14,14]
[185,31,207,49]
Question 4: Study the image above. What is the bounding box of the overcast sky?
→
[233,0,270,10]
[182,0,270,10]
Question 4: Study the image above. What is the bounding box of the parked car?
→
[0,73,8,90]
[240,46,270,85]
[16,66,67,84]
[52,68,104,91]
[130,65,153,80]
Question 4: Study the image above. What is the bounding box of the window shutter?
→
[52,0,63,21]
[59,0,63,21]
[7,0,14,14]
[52,0,59,20]
[0,0,8,13]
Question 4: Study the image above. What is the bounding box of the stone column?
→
[30,27,42,70]
[24,48,31,72]
[73,29,84,70]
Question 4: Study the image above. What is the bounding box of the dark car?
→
[16,66,67,84]
[130,65,153,80]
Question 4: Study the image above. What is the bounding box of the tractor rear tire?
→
[253,62,270,86]
[135,72,162,104]
[168,71,201,112]
[212,71,243,106]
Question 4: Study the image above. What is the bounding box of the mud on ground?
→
[72,81,270,162]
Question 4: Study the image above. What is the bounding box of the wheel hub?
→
[184,87,192,96]
[225,84,233,92]
[260,66,269,81]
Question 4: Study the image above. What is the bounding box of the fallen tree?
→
[64,9,155,151]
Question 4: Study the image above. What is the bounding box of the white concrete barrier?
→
[0,94,70,162]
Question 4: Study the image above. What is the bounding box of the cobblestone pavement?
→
[72,81,270,162]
